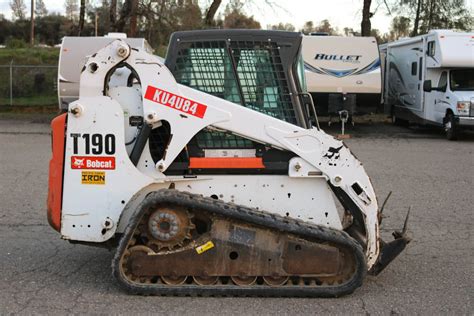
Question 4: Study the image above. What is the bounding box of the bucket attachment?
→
[369,208,411,275]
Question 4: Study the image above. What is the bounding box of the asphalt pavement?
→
[0,118,472,314]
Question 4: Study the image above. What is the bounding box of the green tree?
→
[314,19,338,35]
[301,20,338,35]
[390,16,411,39]
[222,0,260,29]
[270,22,296,32]
[301,21,314,34]
[343,27,356,36]
[395,0,473,36]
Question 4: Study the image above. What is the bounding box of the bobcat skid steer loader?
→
[48,30,410,297]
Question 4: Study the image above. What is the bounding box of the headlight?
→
[457,101,470,115]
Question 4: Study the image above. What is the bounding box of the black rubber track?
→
[112,189,367,297]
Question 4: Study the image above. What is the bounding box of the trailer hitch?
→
[369,207,411,275]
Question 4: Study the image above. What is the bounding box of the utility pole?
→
[95,11,98,36]
[30,0,35,45]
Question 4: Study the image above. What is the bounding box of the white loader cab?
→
[380,30,474,140]
[302,34,381,123]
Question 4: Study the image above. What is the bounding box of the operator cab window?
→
[173,41,297,125]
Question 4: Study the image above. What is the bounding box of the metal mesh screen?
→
[169,40,296,150]
[174,41,241,105]
[231,41,296,124]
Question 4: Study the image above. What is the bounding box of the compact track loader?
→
[48,30,409,297]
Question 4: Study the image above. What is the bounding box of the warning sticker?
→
[81,171,105,185]
[72,156,115,170]
[144,85,207,118]
[195,241,215,254]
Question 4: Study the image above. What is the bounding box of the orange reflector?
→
[189,157,265,169]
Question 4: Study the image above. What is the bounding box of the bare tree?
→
[411,0,422,36]
[110,0,117,30]
[35,0,48,17]
[65,0,79,21]
[361,0,372,36]
[78,0,85,35]
[10,0,27,20]
[30,0,34,45]
[204,0,222,27]
[129,0,138,36]
[115,0,132,32]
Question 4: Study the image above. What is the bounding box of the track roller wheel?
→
[263,276,289,286]
[161,276,187,285]
[231,276,257,286]
[192,276,219,286]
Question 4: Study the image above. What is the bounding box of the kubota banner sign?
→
[144,85,208,118]
[71,156,116,170]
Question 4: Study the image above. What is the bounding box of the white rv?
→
[302,35,381,119]
[58,33,153,110]
[381,30,474,140]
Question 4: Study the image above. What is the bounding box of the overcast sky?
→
[0,0,473,34]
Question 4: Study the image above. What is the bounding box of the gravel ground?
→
[0,118,472,315]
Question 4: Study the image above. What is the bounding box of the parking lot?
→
[0,117,472,314]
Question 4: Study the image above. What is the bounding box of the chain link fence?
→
[0,64,58,107]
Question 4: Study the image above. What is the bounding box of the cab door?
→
[433,71,450,123]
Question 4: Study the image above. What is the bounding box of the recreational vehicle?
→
[381,30,474,140]
[302,35,381,121]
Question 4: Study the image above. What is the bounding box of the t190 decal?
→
[70,133,116,155]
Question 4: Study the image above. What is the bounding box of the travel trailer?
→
[380,30,474,140]
[302,35,382,121]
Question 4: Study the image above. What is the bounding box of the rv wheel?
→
[444,112,458,141]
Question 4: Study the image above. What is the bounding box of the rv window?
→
[419,57,423,80]
[427,41,435,57]
[450,69,474,91]
[411,62,417,76]
[438,71,448,90]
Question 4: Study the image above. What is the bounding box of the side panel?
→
[61,97,154,242]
